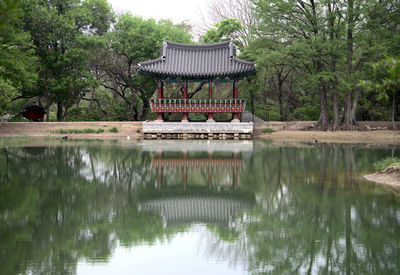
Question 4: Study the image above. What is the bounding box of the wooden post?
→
[156,79,163,122]
[207,79,214,122]
[232,77,240,122]
[182,79,188,122]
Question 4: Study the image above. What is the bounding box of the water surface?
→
[0,140,399,274]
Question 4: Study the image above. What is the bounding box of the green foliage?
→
[292,97,321,121]
[1,0,399,124]
[202,18,242,44]
[360,56,400,128]
[254,103,280,121]
[188,113,207,121]
[103,14,192,121]
[19,0,114,121]
[0,0,20,30]
[250,0,400,127]
[0,136,53,147]
[109,127,118,133]
[57,128,104,134]
[0,6,37,115]
[262,128,275,133]
[360,57,400,101]
[374,157,400,171]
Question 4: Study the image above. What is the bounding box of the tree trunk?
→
[317,88,330,129]
[278,94,283,121]
[277,77,284,120]
[129,88,135,121]
[57,101,63,121]
[328,3,339,131]
[251,94,255,121]
[45,98,50,122]
[392,91,396,130]
[343,90,353,128]
[88,86,95,114]
[332,92,340,130]
[142,97,149,120]
[350,89,360,125]
[63,107,69,121]
[342,0,358,130]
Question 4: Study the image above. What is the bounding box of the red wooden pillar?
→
[183,151,187,190]
[207,79,214,122]
[208,152,213,188]
[182,79,188,122]
[156,79,163,121]
[157,151,162,190]
[232,77,240,122]
[233,151,238,190]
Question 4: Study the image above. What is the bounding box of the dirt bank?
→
[0,121,142,139]
[254,121,400,144]
[364,172,400,193]
[256,130,400,144]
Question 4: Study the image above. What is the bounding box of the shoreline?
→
[0,121,399,144]
[364,172,400,193]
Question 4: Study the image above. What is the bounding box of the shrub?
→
[374,157,400,171]
[262,128,275,133]
[109,127,118,133]
[57,128,104,134]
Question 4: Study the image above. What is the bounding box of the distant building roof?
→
[137,40,256,79]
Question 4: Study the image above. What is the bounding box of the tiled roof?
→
[137,40,256,79]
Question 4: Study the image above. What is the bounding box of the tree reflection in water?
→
[0,141,399,274]
[240,143,399,274]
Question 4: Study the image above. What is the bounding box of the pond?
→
[0,140,399,274]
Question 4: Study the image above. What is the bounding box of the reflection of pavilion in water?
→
[138,141,255,228]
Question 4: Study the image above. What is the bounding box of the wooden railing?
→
[149,98,246,113]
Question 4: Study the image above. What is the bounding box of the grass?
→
[262,127,276,134]
[57,128,105,134]
[374,157,400,171]
[109,127,118,133]
[0,136,53,147]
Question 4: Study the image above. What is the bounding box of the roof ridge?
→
[164,40,232,51]
[137,57,162,66]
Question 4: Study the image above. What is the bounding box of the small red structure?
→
[137,41,256,122]
[20,105,46,121]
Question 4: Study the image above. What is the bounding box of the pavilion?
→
[137,40,256,123]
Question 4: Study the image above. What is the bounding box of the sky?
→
[107,0,210,27]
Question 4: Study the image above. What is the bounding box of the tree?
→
[360,57,400,130]
[102,14,192,121]
[0,1,37,115]
[251,0,400,129]
[0,0,20,30]
[201,18,242,45]
[20,0,113,121]
[199,0,256,47]
[252,0,340,128]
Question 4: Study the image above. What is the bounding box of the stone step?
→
[241,111,264,123]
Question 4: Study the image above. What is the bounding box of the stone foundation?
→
[142,122,253,140]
